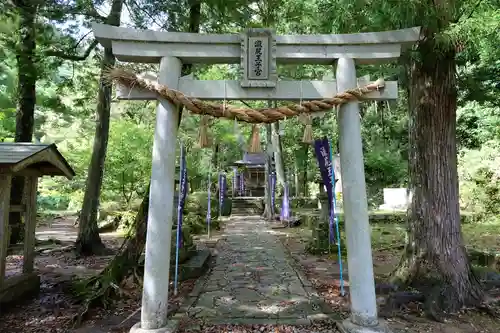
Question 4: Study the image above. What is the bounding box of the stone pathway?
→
[182,215,329,326]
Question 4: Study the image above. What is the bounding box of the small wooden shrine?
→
[232,152,270,197]
[0,143,75,304]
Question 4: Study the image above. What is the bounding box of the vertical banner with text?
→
[270,171,276,216]
[280,184,290,221]
[232,167,238,196]
[206,172,211,228]
[313,137,336,244]
[239,172,245,196]
[219,173,226,215]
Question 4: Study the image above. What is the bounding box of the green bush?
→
[459,141,500,218]
[364,145,408,208]
[170,225,196,264]
[37,194,70,211]
[181,191,220,234]
[185,191,219,219]
[274,196,317,213]
[290,197,317,209]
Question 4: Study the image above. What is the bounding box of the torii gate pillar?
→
[132,56,182,332]
[336,58,386,333]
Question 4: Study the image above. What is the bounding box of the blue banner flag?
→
[270,171,276,216]
[239,172,245,196]
[219,173,226,214]
[206,169,211,228]
[232,167,238,195]
[280,184,290,221]
[313,137,336,243]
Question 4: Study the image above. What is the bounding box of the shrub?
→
[459,141,500,217]
[37,194,70,211]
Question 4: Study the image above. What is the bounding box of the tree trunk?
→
[101,185,149,282]
[212,143,219,171]
[302,144,309,197]
[178,0,201,124]
[75,185,150,317]
[270,122,287,190]
[9,1,38,245]
[76,0,124,256]
[187,0,201,34]
[294,160,300,196]
[391,36,485,316]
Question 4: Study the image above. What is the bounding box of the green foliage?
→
[102,119,153,205]
[37,194,70,211]
[0,0,497,232]
[459,141,500,218]
[457,101,500,150]
[184,191,220,233]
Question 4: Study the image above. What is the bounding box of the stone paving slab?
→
[184,216,328,325]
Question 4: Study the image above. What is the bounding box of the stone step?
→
[232,198,264,215]
[232,206,262,210]
[175,249,211,281]
[232,204,261,209]
[231,208,261,215]
[232,200,263,206]
[232,205,264,208]
[232,209,258,213]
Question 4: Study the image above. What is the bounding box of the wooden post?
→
[23,176,38,274]
[0,174,12,287]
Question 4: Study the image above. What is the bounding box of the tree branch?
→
[454,0,484,23]
[45,39,99,61]
[41,4,106,23]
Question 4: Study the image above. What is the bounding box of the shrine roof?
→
[0,143,75,179]
[232,152,271,166]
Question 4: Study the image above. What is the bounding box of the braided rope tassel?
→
[299,114,313,143]
[248,124,262,153]
[198,115,211,148]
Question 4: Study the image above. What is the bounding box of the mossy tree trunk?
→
[391,32,485,316]
[9,0,38,245]
[100,186,150,283]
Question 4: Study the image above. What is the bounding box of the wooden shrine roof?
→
[233,152,275,167]
[0,143,75,179]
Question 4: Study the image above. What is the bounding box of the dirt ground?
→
[0,216,197,333]
[1,215,499,333]
[276,225,500,333]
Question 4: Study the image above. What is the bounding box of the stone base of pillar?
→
[129,320,180,333]
[337,319,393,333]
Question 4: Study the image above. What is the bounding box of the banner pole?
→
[329,139,345,297]
[174,143,185,296]
[207,161,212,239]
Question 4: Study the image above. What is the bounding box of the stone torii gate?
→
[92,23,420,333]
